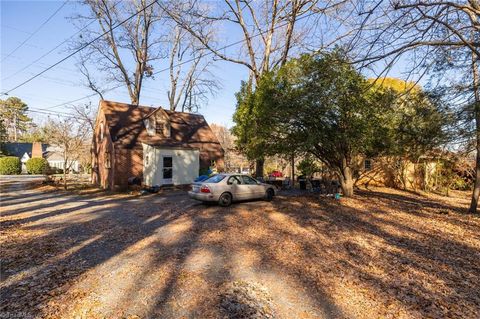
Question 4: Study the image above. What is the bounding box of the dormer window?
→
[163,122,171,138]
[144,117,156,136]
[156,122,164,134]
[144,109,171,137]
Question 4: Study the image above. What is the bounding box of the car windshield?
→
[204,174,226,183]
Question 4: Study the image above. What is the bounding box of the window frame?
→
[227,176,241,185]
[241,175,258,185]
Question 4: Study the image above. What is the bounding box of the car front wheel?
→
[219,192,232,207]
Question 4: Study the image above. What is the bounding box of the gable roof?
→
[99,100,223,150]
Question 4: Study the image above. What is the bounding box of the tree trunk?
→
[63,167,67,190]
[339,165,354,197]
[255,158,264,178]
[291,153,295,188]
[469,49,480,214]
[63,154,67,190]
[469,111,480,213]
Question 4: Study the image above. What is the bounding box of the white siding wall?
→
[142,144,199,186]
[47,160,80,172]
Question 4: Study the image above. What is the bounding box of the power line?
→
[1,0,69,63]
[18,2,321,117]
[2,19,97,82]
[1,25,35,35]
[27,108,77,119]
[2,0,159,96]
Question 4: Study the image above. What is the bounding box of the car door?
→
[226,175,242,200]
[240,175,263,199]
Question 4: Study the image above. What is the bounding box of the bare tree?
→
[166,24,220,112]
[162,0,344,176]
[45,118,90,190]
[347,0,480,212]
[68,102,99,177]
[71,0,162,105]
[163,0,342,82]
[210,123,249,172]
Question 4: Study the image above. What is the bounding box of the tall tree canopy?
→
[0,97,32,141]
[234,52,449,196]
[371,77,451,161]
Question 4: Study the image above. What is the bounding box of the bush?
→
[26,158,49,174]
[297,156,321,179]
[0,156,21,175]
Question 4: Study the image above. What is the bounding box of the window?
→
[156,122,164,134]
[227,176,241,185]
[204,174,226,183]
[164,122,171,138]
[241,175,258,185]
[145,118,156,136]
[364,159,372,171]
[163,156,173,179]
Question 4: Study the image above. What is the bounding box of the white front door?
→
[162,156,173,184]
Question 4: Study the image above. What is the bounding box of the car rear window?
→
[204,174,225,183]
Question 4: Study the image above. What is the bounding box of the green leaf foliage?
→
[0,156,21,175]
[0,97,32,141]
[26,157,49,175]
[369,77,451,160]
[297,155,322,179]
[232,51,449,195]
[240,51,393,169]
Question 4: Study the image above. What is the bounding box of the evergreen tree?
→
[0,97,32,141]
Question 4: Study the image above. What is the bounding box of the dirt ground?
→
[1,179,479,319]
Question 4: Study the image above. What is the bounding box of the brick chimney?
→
[32,142,43,158]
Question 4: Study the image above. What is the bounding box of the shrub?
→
[26,157,49,174]
[0,156,21,175]
[297,156,321,179]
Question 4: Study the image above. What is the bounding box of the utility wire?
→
[1,0,69,63]
[2,0,159,95]
[16,1,322,115]
[2,19,97,82]
[27,108,77,119]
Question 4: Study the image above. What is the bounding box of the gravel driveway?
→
[1,179,479,318]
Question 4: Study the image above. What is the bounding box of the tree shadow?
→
[270,192,480,318]
[2,183,478,318]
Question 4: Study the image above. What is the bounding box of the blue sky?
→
[1,0,248,127]
[1,0,414,128]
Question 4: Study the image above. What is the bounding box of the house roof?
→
[1,142,47,158]
[99,100,223,150]
[44,145,64,161]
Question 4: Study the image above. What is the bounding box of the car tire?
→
[265,188,274,201]
[219,192,232,207]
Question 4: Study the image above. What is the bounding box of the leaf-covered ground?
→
[1,180,479,318]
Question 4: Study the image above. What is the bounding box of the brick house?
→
[91,100,224,190]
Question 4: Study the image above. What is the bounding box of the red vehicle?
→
[269,170,283,178]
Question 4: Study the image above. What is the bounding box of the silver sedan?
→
[188,174,276,206]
